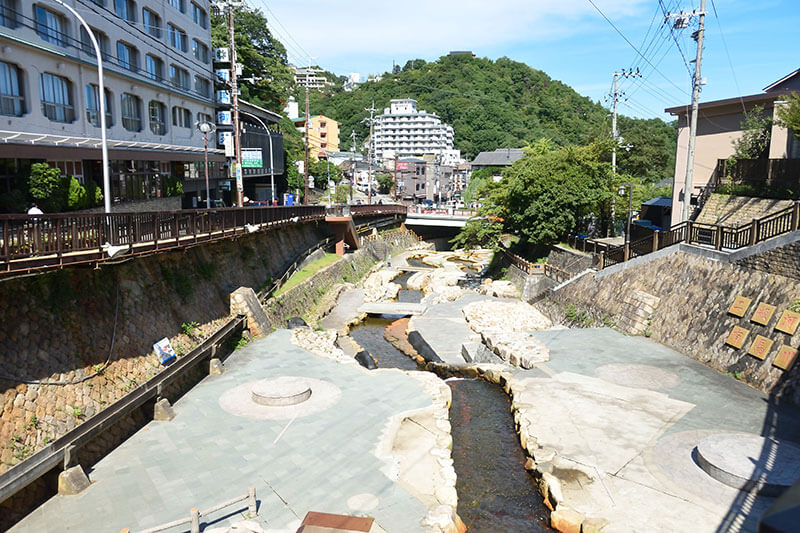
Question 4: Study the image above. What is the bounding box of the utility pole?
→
[364,100,376,205]
[608,68,640,236]
[303,74,310,205]
[227,3,243,207]
[392,153,398,201]
[668,2,706,222]
[350,129,357,204]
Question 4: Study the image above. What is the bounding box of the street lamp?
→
[52,0,110,214]
[196,121,217,209]
[618,182,634,245]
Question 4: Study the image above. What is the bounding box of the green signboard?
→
[242,149,263,168]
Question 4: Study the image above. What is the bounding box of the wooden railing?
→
[0,204,407,277]
[503,250,570,283]
[573,201,800,269]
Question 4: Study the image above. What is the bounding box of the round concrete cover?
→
[251,377,312,406]
[695,432,800,496]
[595,363,680,390]
[219,377,341,420]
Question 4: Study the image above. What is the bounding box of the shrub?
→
[28,163,65,212]
[66,176,88,210]
[85,179,104,207]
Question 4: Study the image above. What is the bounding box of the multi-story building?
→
[293,114,339,160]
[0,0,222,211]
[292,66,332,89]
[372,99,454,160]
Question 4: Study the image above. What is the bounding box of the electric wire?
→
[710,0,746,114]
[586,0,690,98]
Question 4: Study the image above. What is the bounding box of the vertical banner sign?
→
[235,162,243,192]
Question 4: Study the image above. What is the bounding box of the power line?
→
[585,0,690,98]
[710,0,746,114]
[658,0,693,77]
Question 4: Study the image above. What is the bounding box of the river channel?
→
[346,263,551,531]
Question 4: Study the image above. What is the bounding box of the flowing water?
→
[391,271,422,303]
[448,378,551,532]
[346,312,551,531]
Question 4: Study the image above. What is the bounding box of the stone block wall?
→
[547,245,593,276]
[696,194,792,227]
[263,230,420,328]
[549,249,800,403]
[0,221,330,477]
[734,241,800,281]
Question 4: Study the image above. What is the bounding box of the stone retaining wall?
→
[0,222,329,475]
[262,230,420,329]
[734,241,800,281]
[547,245,593,276]
[548,248,800,403]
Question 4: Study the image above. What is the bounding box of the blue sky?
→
[256,0,799,121]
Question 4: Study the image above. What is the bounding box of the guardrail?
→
[135,485,256,533]
[502,250,570,283]
[0,204,407,277]
[569,201,800,269]
[0,316,246,506]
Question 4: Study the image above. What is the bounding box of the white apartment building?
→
[372,99,454,160]
[0,0,221,208]
[292,66,331,89]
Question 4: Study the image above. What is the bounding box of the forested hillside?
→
[309,54,676,183]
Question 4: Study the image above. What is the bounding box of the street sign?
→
[234,163,243,192]
[242,149,262,168]
[214,48,230,62]
[217,111,232,125]
[216,90,231,104]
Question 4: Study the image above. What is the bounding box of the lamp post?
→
[53,0,110,214]
[196,121,216,209]
[619,182,634,245]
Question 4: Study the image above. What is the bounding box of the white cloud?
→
[254,0,651,71]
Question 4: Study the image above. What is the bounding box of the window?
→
[35,5,66,46]
[172,106,191,128]
[39,72,73,123]
[85,84,112,127]
[116,41,138,71]
[169,64,189,90]
[191,2,206,28]
[149,100,166,135]
[142,8,160,38]
[0,61,23,116]
[114,0,135,22]
[121,93,141,131]
[196,112,211,125]
[168,0,185,13]
[0,0,18,28]
[194,75,210,97]
[80,27,110,59]
[167,23,187,52]
[145,54,163,81]
[192,39,209,63]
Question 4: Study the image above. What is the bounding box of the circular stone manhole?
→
[695,432,800,496]
[595,363,680,390]
[219,377,340,420]
[252,377,312,406]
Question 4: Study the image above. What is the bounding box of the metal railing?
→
[574,201,800,269]
[0,204,407,277]
[0,316,246,506]
[135,485,257,533]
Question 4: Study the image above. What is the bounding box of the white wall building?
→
[343,72,360,91]
[372,99,454,160]
[292,66,331,89]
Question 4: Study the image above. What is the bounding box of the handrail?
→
[135,485,256,533]
[0,203,407,277]
[579,200,800,269]
[0,316,246,505]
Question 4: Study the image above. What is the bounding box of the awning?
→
[0,129,226,162]
[642,196,672,208]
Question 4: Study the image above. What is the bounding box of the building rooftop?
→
[471,148,525,167]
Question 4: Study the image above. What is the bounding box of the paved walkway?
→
[409,292,800,532]
[13,330,434,532]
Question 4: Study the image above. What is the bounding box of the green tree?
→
[375,172,393,193]
[333,184,351,204]
[732,105,773,159]
[85,180,104,207]
[66,177,87,210]
[776,92,800,137]
[27,163,66,212]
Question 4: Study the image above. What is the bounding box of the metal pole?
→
[626,184,633,245]
[682,0,706,222]
[304,82,310,205]
[267,129,275,205]
[203,132,210,209]
[54,0,110,214]
[228,5,243,207]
